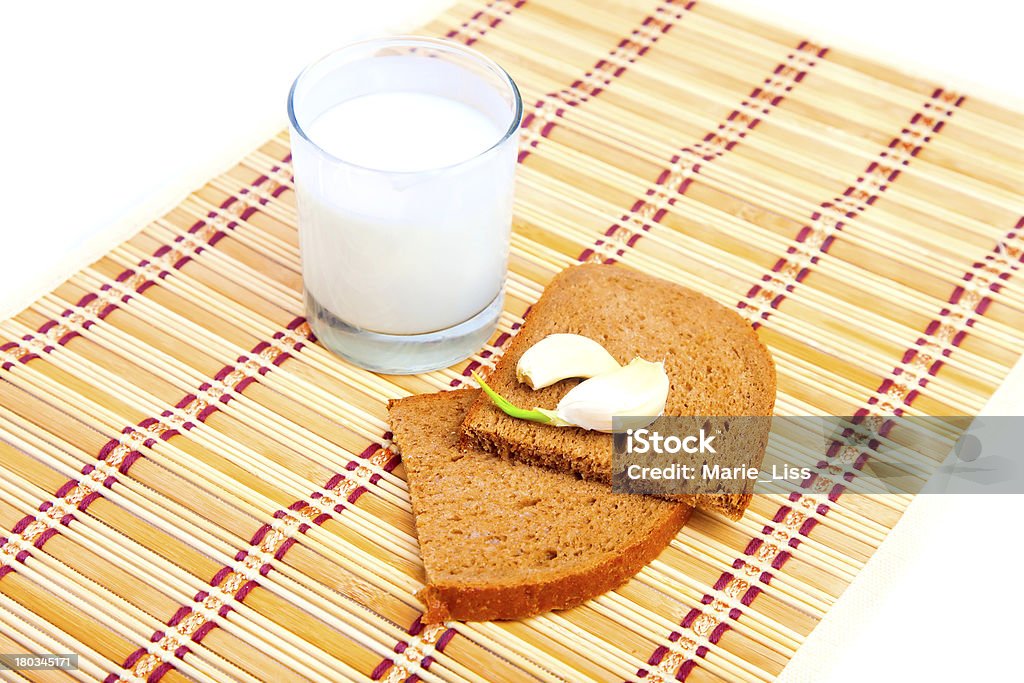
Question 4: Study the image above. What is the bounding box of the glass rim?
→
[287,35,524,175]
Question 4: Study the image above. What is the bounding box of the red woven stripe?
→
[739,89,962,327]
[445,0,526,46]
[0,325,294,583]
[588,39,822,267]
[519,0,693,163]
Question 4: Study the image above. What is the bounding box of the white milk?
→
[308,92,498,172]
[294,90,514,336]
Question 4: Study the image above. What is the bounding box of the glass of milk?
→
[288,37,522,374]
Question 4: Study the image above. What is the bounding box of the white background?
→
[1,1,1022,681]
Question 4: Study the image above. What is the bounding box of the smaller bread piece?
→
[461,264,777,520]
[388,390,690,623]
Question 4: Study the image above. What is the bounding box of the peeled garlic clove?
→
[516,333,621,389]
[554,357,669,432]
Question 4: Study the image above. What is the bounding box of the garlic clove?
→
[554,357,669,432]
[516,333,621,389]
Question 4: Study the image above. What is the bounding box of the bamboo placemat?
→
[2,0,1023,681]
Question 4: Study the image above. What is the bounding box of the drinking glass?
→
[288,37,522,374]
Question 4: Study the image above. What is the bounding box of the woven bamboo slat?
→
[1,0,1021,681]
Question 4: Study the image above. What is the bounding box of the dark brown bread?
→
[461,264,776,520]
[388,390,690,623]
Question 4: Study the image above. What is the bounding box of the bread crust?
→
[417,503,690,623]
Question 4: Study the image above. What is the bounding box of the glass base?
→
[305,290,503,374]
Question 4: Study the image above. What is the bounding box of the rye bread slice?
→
[461,264,776,520]
[388,390,690,623]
